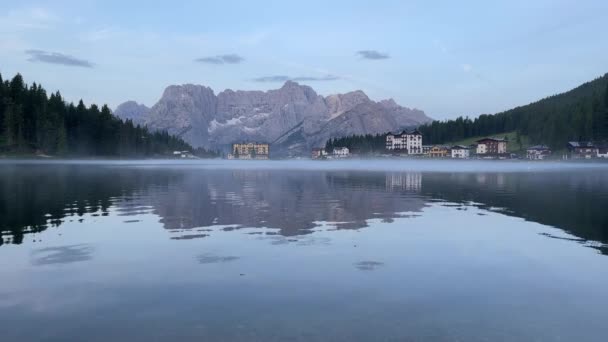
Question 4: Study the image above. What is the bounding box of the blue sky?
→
[1,0,607,119]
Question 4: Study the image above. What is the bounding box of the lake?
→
[1,160,607,341]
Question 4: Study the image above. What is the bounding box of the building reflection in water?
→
[1,165,607,254]
[386,172,422,192]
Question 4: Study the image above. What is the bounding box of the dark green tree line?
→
[325,133,386,154]
[418,73,608,148]
[0,73,216,157]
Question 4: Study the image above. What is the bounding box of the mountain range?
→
[114,81,432,156]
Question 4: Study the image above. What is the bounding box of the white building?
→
[526,145,551,160]
[451,145,470,159]
[333,147,350,158]
[476,138,507,155]
[311,148,328,159]
[385,130,423,154]
[173,150,193,158]
[567,141,598,159]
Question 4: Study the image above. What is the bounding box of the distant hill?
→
[419,74,608,148]
[114,81,432,157]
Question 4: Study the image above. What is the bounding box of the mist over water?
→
[1,160,607,341]
[3,158,606,173]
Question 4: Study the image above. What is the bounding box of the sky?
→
[1,0,607,120]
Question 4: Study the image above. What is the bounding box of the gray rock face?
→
[113,101,149,126]
[379,99,428,128]
[325,90,370,118]
[114,81,432,155]
[143,85,217,148]
[303,101,403,152]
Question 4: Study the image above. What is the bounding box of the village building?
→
[232,143,270,160]
[597,146,608,158]
[567,142,598,159]
[476,138,507,156]
[332,147,350,158]
[385,129,423,155]
[450,145,470,159]
[173,150,193,158]
[311,148,328,159]
[429,145,449,158]
[422,145,432,155]
[526,145,551,160]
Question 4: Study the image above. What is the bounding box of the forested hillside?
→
[325,134,386,154]
[0,73,207,157]
[419,74,608,148]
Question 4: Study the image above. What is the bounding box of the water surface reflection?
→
[1,161,608,341]
[1,163,607,253]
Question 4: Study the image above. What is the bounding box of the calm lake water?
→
[1,160,608,341]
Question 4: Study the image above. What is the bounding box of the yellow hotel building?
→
[232,143,270,159]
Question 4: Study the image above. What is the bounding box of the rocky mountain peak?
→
[379,98,398,108]
[113,101,150,125]
[272,81,319,103]
[161,84,215,99]
[114,82,433,156]
[325,90,371,117]
[280,80,300,89]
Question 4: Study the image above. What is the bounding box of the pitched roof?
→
[527,145,550,150]
[451,145,469,149]
[476,137,507,143]
[387,129,423,136]
[567,141,596,148]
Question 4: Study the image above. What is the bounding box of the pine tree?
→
[3,104,15,146]
[0,73,5,140]
[604,82,608,142]
[0,72,258,157]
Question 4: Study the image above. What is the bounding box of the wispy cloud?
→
[0,7,58,31]
[195,54,244,65]
[25,50,94,68]
[80,27,120,42]
[251,75,340,82]
[460,63,494,85]
[433,39,449,54]
[239,30,270,46]
[292,75,340,82]
[356,50,390,60]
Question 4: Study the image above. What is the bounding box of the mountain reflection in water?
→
[2,161,608,342]
[1,162,607,254]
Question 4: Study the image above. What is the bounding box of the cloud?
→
[251,76,289,82]
[433,39,449,54]
[80,27,119,42]
[195,54,244,64]
[0,7,58,31]
[251,75,340,82]
[25,50,94,68]
[292,75,340,82]
[459,64,494,85]
[461,64,473,72]
[356,50,390,60]
[239,30,270,46]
